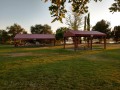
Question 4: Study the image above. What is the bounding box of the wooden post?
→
[2,37,4,44]
[14,39,17,47]
[64,37,66,49]
[74,37,77,51]
[104,36,106,49]
[54,39,55,46]
[76,37,79,48]
[90,35,93,50]
[80,37,82,44]
[14,39,16,47]
[87,37,90,48]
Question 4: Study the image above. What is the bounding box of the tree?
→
[0,30,9,44]
[31,24,43,34]
[92,19,111,39]
[31,24,52,34]
[56,27,68,40]
[66,12,83,30]
[7,23,27,40]
[87,13,90,31]
[84,16,87,31]
[43,24,53,34]
[0,30,2,42]
[84,13,91,31]
[109,0,120,13]
[111,26,120,42]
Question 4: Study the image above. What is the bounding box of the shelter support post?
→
[54,39,56,46]
[14,39,16,47]
[90,36,93,50]
[64,37,66,49]
[76,37,79,48]
[79,37,82,44]
[14,39,17,47]
[104,36,106,49]
[87,37,90,48]
[2,38,4,44]
[74,37,77,51]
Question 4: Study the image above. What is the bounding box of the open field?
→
[0,44,120,90]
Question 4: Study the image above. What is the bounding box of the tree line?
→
[0,19,120,44]
[56,19,120,43]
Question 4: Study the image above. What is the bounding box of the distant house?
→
[14,34,55,47]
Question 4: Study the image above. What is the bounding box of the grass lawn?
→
[0,44,120,90]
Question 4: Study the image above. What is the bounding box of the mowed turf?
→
[0,44,120,90]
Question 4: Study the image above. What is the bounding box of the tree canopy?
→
[109,0,120,13]
[31,24,52,34]
[56,27,68,40]
[7,23,27,40]
[43,0,120,22]
[43,0,102,22]
[111,26,120,42]
[0,30,9,44]
[92,19,111,39]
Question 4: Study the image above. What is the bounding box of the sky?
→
[0,0,120,33]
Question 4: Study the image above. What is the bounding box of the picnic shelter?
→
[64,30,106,51]
[14,34,55,47]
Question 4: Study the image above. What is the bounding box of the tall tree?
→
[7,23,27,40]
[84,16,87,31]
[92,19,111,39]
[66,12,83,30]
[83,16,87,43]
[111,26,120,42]
[87,13,90,31]
[31,24,53,34]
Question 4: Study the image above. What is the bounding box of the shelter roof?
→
[14,34,55,40]
[64,30,106,37]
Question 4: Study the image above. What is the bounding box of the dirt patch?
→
[107,44,120,49]
[6,52,42,57]
[7,53,59,57]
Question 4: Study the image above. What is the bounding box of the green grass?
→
[0,44,120,90]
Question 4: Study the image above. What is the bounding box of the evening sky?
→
[0,0,119,33]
